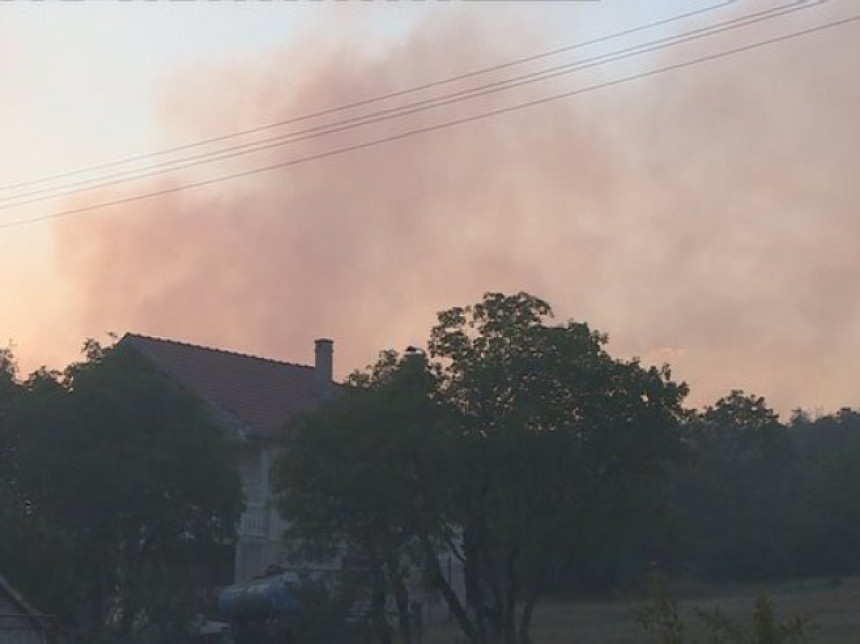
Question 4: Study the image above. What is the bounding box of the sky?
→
[1,0,858,417]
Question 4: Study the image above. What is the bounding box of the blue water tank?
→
[217,573,301,622]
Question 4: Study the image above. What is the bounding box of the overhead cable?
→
[0,0,820,209]
[2,9,855,231]
[0,0,735,194]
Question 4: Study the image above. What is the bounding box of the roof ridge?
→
[122,333,314,370]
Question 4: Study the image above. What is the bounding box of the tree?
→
[6,340,243,642]
[426,292,689,644]
[0,348,77,617]
[788,408,860,576]
[273,349,452,644]
[0,346,22,491]
[274,292,688,644]
[669,391,800,581]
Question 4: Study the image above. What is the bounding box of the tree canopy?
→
[427,292,689,643]
[273,292,690,644]
[0,340,242,643]
[274,348,452,644]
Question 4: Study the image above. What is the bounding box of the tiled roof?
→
[119,333,326,438]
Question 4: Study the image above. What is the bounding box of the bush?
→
[637,575,812,644]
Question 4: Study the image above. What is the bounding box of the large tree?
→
[426,292,688,644]
[3,341,243,642]
[273,349,453,644]
[274,292,688,644]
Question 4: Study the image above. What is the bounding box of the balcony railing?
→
[239,501,267,538]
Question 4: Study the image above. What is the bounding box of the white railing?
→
[239,501,267,538]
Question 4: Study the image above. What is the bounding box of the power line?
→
[2,9,856,232]
[0,0,805,206]
[0,0,821,209]
[0,0,734,194]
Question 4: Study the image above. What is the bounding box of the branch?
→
[419,535,476,642]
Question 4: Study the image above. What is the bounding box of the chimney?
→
[314,338,334,398]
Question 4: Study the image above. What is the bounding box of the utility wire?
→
[0,0,807,205]
[0,0,735,193]
[2,10,856,232]
[0,0,820,209]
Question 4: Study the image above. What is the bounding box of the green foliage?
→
[274,291,860,641]
[429,292,688,643]
[0,482,77,615]
[0,347,22,493]
[667,392,801,581]
[638,578,811,644]
[274,348,448,644]
[694,591,811,644]
[275,292,690,644]
[788,409,860,576]
[666,394,860,584]
[0,340,243,642]
[636,574,685,644]
[277,349,449,555]
[0,348,77,614]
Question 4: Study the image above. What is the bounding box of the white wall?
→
[234,444,288,582]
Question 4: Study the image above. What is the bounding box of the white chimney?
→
[314,338,334,398]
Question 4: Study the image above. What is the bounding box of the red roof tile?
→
[120,333,326,438]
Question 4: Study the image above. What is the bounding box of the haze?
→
[1,0,858,416]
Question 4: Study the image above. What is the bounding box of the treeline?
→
[272,293,860,644]
[665,397,860,584]
[2,292,859,644]
[0,342,242,643]
[557,391,860,594]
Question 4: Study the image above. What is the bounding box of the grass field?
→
[422,576,860,643]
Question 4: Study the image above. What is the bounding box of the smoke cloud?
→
[53,4,860,415]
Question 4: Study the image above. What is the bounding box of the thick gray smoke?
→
[54,4,860,414]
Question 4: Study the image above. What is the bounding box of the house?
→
[118,333,336,583]
[0,572,56,644]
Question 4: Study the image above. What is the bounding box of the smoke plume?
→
[53,4,860,415]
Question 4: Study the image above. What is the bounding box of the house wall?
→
[234,444,289,582]
[232,445,467,628]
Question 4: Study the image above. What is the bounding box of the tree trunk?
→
[385,552,413,644]
[502,548,520,644]
[475,543,507,643]
[463,531,490,644]
[368,551,393,644]
[516,590,541,644]
[420,536,478,642]
[118,594,138,640]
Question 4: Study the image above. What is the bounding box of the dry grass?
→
[422,576,860,643]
